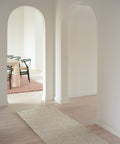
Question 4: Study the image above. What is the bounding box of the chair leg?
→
[9,79,11,89]
[27,69,30,82]
[20,70,22,78]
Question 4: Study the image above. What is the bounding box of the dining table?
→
[7,58,20,87]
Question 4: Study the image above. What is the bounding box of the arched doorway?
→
[7,6,46,103]
[68,5,97,98]
[55,3,97,103]
[0,1,54,106]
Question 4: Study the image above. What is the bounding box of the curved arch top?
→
[7,5,46,76]
[55,0,98,103]
[62,1,97,25]
[8,6,45,26]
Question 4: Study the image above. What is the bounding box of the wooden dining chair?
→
[7,66,13,89]
[19,59,31,82]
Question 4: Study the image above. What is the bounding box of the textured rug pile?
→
[8,76,43,94]
[17,107,108,144]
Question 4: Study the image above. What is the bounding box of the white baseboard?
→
[69,90,97,98]
[55,96,69,104]
[96,120,120,138]
[42,94,54,101]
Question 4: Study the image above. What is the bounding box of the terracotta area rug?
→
[17,107,108,144]
[8,76,43,94]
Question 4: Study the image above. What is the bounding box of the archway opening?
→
[68,5,97,98]
[7,6,46,104]
[58,2,98,126]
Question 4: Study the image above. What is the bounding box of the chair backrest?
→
[7,55,14,59]
[13,56,21,61]
[20,59,31,68]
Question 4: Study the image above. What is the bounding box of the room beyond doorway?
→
[7,6,46,103]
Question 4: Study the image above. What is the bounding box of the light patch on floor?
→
[8,91,44,104]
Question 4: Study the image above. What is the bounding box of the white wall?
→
[95,0,120,137]
[24,7,36,69]
[68,5,97,98]
[55,0,62,103]
[35,9,45,71]
[8,7,24,57]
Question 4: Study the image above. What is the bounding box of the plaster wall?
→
[8,7,24,57]
[24,7,45,71]
[24,7,36,69]
[35,9,45,71]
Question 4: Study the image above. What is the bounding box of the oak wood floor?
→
[0,94,120,144]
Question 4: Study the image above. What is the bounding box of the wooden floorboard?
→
[0,95,120,144]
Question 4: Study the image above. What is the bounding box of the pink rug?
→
[8,76,43,94]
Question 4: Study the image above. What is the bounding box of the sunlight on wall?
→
[23,7,36,69]
[8,7,24,57]
[8,6,45,71]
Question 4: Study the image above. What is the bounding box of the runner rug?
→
[17,107,108,144]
